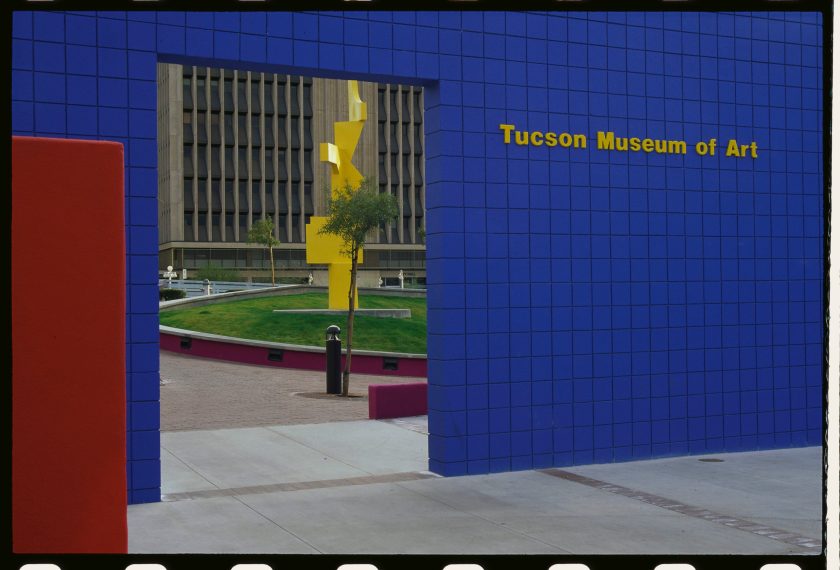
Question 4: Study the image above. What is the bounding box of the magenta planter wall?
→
[160,331,428,378]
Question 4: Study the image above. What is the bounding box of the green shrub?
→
[159,288,187,301]
[196,263,240,282]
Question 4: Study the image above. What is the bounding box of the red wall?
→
[12,137,128,553]
[160,331,428,378]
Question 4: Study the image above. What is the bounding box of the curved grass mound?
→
[160,292,427,354]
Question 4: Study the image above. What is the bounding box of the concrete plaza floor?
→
[129,415,822,555]
[138,353,823,554]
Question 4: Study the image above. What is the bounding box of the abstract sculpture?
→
[305,80,368,309]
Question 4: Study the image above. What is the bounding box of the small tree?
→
[247,218,281,286]
[320,178,399,396]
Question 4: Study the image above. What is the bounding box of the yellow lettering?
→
[726,139,741,157]
[642,138,654,152]
[531,131,544,146]
[573,133,587,148]
[669,140,687,154]
[545,132,557,147]
[499,124,515,144]
[629,138,641,151]
[559,133,573,148]
[597,131,615,150]
[515,130,529,145]
[749,142,758,158]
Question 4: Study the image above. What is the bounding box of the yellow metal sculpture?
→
[305,80,367,309]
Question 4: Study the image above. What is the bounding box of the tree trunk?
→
[342,245,358,397]
[269,246,276,286]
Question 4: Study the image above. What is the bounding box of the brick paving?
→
[160,351,426,431]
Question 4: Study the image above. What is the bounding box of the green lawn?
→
[160,292,427,354]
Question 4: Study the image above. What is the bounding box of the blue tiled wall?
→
[12,11,823,496]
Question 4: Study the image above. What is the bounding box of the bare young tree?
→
[319,178,398,396]
[247,218,281,286]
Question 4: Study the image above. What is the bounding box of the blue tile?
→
[343,46,369,74]
[67,105,98,136]
[242,12,267,35]
[34,102,66,134]
[157,12,186,27]
[127,21,156,52]
[129,109,156,139]
[214,31,240,61]
[128,50,156,80]
[98,18,127,49]
[13,12,33,40]
[12,101,34,132]
[214,13,241,33]
[130,430,160,460]
[429,409,467,437]
[429,434,467,463]
[13,39,34,71]
[130,342,160,374]
[467,434,489,460]
[130,371,161,402]
[98,47,127,78]
[98,107,128,137]
[131,401,160,431]
[99,77,128,108]
[157,24,186,54]
[129,487,161,505]
[292,13,317,41]
[429,385,467,412]
[66,45,97,76]
[267,13,292,38]
[34,41,65,73]
[429,459,468,477]
[128,313,159,344]
[12,70,33,101]
[263,38,291,66]
[129,79,156,110]
[241,34,267,63]
[34,12,65,43]
[131,459,161,488]
[416,52,439,79]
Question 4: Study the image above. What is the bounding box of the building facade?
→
[158,63,427,286]
[11,10,824,503]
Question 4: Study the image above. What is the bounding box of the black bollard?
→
[325,325,341,394]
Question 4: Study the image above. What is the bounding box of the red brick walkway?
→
[160,351,425,431]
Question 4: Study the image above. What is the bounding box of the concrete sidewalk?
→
[128,417,822,555]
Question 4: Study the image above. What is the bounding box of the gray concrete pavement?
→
[564,447,823,540]
[160,420,427,494]
[129,416,823,555]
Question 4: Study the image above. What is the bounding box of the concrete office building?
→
[157,63,427,286]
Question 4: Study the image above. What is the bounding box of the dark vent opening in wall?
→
[383,357,399,371]
[180,337,192,349]
[268,349,285,362]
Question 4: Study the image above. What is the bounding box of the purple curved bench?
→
[368,383,428,419]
